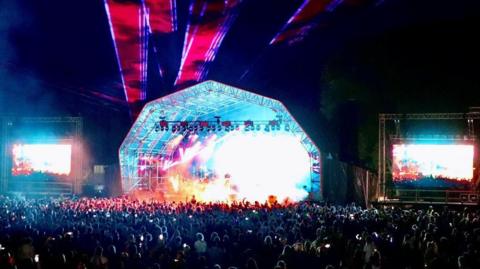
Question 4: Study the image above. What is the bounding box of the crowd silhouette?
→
[0,196,479,269]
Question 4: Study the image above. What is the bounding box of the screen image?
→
[12,144,72,176]
[392,144,474,183]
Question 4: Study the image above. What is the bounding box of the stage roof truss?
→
[380,113,480,120]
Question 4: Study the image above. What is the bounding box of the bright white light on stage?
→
[12,144,72,176]
[392,144,474,181]
[213,132,311,202]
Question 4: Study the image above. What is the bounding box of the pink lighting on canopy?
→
[270,0,338,45]
[104,0,145,105]
[175,0,242,87]
[145,0,177,34]
[104,0,379,115]
[105,0,242,106]
[269,0,377,46]
[105,0,142,103]
[104,0,177,109]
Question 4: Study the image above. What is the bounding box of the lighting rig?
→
[154,116,288,133]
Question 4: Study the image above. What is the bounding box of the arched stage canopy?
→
[120,81,321,201]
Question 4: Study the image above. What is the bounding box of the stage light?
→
[181,122,188,132]
[265,125,270,132]
[285,125,290,131]
[154,122,160,132]
[160,120,168,128]
[268,120,281,131]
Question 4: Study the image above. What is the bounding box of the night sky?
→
[1,0,479,166]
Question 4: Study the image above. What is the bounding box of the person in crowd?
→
[194,233,208,255]
[90,246,108,269]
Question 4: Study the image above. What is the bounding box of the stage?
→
[119,81,322,203]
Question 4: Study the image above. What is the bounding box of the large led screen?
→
[392,144,473,183]
[12,144,72,176]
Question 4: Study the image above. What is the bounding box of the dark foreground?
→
[0,196,479,269]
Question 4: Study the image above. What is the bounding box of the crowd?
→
[0,196,479,269]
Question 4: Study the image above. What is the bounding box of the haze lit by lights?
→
[214,132,311,202]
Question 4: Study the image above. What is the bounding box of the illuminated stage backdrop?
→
[119,81,321,202]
